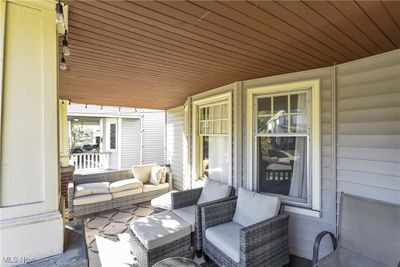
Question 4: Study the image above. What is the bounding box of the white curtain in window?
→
[289,94,307,199]
[207,136,230,184]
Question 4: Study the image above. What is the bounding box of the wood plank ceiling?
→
[60,0,400,109]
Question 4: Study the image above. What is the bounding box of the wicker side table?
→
[153,257,201,267]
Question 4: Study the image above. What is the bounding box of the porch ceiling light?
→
[60,53,67,71]
[55,0,64,26]
[62,30,70,56]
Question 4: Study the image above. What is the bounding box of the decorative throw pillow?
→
[159,166,168,184]
[149,165,161,186]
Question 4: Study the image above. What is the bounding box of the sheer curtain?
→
[289,94,307,199]
[207,136,229,184]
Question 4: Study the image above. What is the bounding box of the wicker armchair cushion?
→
[197,179,231,204]
[143,183,169,192]
[130,211,191,250]
[172,205,196,231]
[73,193,112,206]
[205,221,243,263]
[112,188,142,198]
[233,187,280,227]
[109,178,142,193]
[74,182,110,197]
[132,163,156,183]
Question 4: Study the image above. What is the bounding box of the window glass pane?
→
[290,93,307,113]
[258,97,271,115]
[213,120,221,134]
[201,136,209,178]
[221,119,228,134]
[213,105,221,119]
[258,114,288,133]
[274,95,288,114]
[221,103,228,119]
[257,137,307,202]
[207,136,230,183]
[291,114,307,133]
[109,123,116,149]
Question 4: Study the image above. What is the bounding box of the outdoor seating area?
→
[1,1,399,267]
[68,164,171,218]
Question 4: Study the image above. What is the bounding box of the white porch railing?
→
[71,152,111,172]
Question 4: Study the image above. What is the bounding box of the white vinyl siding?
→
[166,107,185,190]
[336,50,400,204]
[142,110,165,165]
[120,118,141,169]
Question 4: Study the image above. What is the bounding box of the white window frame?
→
[106,119,117,151]
[192,92,233,186]
[246,80,321,216]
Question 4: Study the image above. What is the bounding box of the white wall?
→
[142,110,165,165]
[336,50,400,204]
[166,106,185,190]
[120,118,141,168]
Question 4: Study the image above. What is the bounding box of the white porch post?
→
[59,100,70,167]
[0,1,63,266]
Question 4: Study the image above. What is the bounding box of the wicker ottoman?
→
[130,211,192,267]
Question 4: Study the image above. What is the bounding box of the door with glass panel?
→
[256,91,311,207]
[198,101,230,184]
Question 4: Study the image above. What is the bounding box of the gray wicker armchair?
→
[201,197,289,267]
[171,185,234,257]
[312,193,400,267]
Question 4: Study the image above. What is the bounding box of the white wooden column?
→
[0,1,63,265]
[59,100,70,167]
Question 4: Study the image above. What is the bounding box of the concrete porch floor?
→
[81,202,311,267]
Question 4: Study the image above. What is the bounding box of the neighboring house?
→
[68,104,165,173]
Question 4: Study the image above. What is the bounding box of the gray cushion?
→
[205,222,243,263]
[130,211,191,250]
[74,182,110,197]
[172,205,196,232]
[109,178,142,193]
[233,187,280,227]
[197,179,231,205]
[316,248,389,267]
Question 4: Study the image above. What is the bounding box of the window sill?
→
[284,205,321,218]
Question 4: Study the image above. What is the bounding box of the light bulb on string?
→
[62,31,70,56]
[60,53,67,71]
[55,0,64,26]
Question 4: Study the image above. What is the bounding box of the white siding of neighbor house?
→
[242,67,335,260]
[166,106,185,190]
[120,118,141,169]
[142,110,165,165]
[336,50,400,204]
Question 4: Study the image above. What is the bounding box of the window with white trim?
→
[247,80,321,212]
[106,121,117,151]
[192,93,232,188]
[199,102,229,179]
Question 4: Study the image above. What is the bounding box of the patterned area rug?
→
[82,202,217,267]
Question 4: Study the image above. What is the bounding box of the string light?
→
[55,0,64,26]
[85,104,87,109]
[68,99,71,105]
[100,105,103,110]
[62,30,70,56]
[60,53,67,70]
[118,107,121,113]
